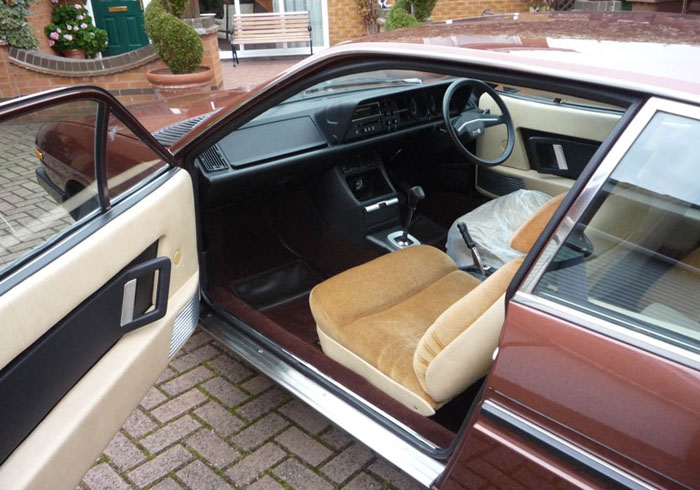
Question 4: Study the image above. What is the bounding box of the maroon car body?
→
[17,10,700,490]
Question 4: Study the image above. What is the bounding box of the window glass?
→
[533,111,700,353]
[106,112,167,201]
[0,101,100,273]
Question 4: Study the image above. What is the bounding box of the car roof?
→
[335,12,700,101]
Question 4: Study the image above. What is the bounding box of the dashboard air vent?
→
[199,145,229,172]
[152,113,211,147]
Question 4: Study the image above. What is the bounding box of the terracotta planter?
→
[63,49,86,59]
[146,66,214,97]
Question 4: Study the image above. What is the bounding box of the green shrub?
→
[385,0,420,31]
[384,0,436,30]
[0,2,37,49]
[145,0,202,74]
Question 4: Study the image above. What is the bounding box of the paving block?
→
[231,413,290,452]
[201,377,250,408]
[343,472,383,490]
[141,415,201,454]
[235,387,292,421]
[140,387,168,410]
[194,400,245,437]
[186,428,241,469]
[161,366,216,397]
[122,408,157,440]
[275,426,332,467]
[225,442,286,487]
[207,354,254,383]
[176,460,234,490]
[278,399,330,435]
[247,475,285,490]
[240,374,275,395]
[103,432,147,471]
[82,463,130,490]
[151,389,209,423]
[128,445,193,488]
[272,458,333,490]
[171,344,221,372]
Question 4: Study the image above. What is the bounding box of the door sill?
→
[199,311,445,488]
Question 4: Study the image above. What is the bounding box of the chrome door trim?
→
[481,400,656,490]
[200,314,445,488]
[520,97,700,294]
[513,292,700,371]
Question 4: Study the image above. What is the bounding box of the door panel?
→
[0,170,199,489]
[476,94,620,197]
[0,89,199,490]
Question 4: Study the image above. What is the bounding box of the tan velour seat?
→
[310,194,565,415]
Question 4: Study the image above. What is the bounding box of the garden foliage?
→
[385,0,437,30]
[0,0,38,49]
[44,3,108,57]
[145,0,203,74]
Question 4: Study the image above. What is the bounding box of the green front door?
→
[92,0,149,56]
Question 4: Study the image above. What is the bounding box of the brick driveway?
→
[79,329,424,490]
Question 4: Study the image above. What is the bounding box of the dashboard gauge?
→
[427,94,437,115]
[408,95,429,120]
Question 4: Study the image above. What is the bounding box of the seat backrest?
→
[413,193,565,403]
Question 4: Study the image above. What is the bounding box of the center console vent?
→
[198,145,229,172]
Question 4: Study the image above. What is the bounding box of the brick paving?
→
[78,329,424,490]
[222,58,302,91]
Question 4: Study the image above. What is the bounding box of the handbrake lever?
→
[457,221,486,276]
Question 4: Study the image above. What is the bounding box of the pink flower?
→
[75,3,82,8]
[56,28,61,33]
[50,0,58,3]
[49,31,59,40]
[48,39,55,46]
[63,34,73,41]
[67,25,73,30]
[80,23,88,29]
[77,14,84,19]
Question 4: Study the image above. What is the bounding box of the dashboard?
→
[197,80,473,173]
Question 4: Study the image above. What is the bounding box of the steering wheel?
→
[442,78,515,166]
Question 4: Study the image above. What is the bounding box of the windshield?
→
[284,70,453,103]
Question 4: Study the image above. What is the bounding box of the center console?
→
[310,150,420,252]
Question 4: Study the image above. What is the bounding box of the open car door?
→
[436,98,700,489]
[0,87,199,489]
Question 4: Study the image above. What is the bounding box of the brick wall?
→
[0,30,223,105]
[328,0,366,46]
[327,0,531,45]
[431,0,531,21]
[26,0,57,54]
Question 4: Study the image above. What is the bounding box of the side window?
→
[0,101,101,273]
[106,112,167,200]
[533,111,700,353]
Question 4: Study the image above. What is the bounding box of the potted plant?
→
[44,3,108,58]
[144,0,212,93]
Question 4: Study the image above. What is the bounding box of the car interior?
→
[187,67,629,450]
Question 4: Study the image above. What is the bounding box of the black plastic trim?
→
[0,243,165,465]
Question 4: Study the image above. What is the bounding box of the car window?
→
[533,111,700,354]
[106,112,167,202]
[0,101,101,273]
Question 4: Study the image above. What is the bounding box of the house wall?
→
[27,0,58,54]
[326,0,532,45]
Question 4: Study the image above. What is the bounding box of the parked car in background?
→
[0,11,698,490]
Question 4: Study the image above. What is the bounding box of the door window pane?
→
[0,101,100,272]
[533,111,700,353]
[106,112,168,200]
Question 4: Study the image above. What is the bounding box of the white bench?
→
[230,11,312,64]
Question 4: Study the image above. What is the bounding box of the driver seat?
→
[309,193,565,415]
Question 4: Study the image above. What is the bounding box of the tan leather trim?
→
[0,170,199,490]
[317,327,437,416]
[424,295,505,403]
[509,193,566,255]
[476,165,573,198]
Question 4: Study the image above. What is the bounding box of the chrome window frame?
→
[514,97,700,371]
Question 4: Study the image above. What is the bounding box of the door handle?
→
[119,256,171,332]
[108,6,129,12]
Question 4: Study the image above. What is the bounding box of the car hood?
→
[126,89,252,135]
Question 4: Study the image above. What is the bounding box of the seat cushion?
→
[310,246,479,408]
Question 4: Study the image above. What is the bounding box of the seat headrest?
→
[509,193,566,254]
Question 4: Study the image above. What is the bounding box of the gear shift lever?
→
[399,186,425,244]
[457,221,486,276]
